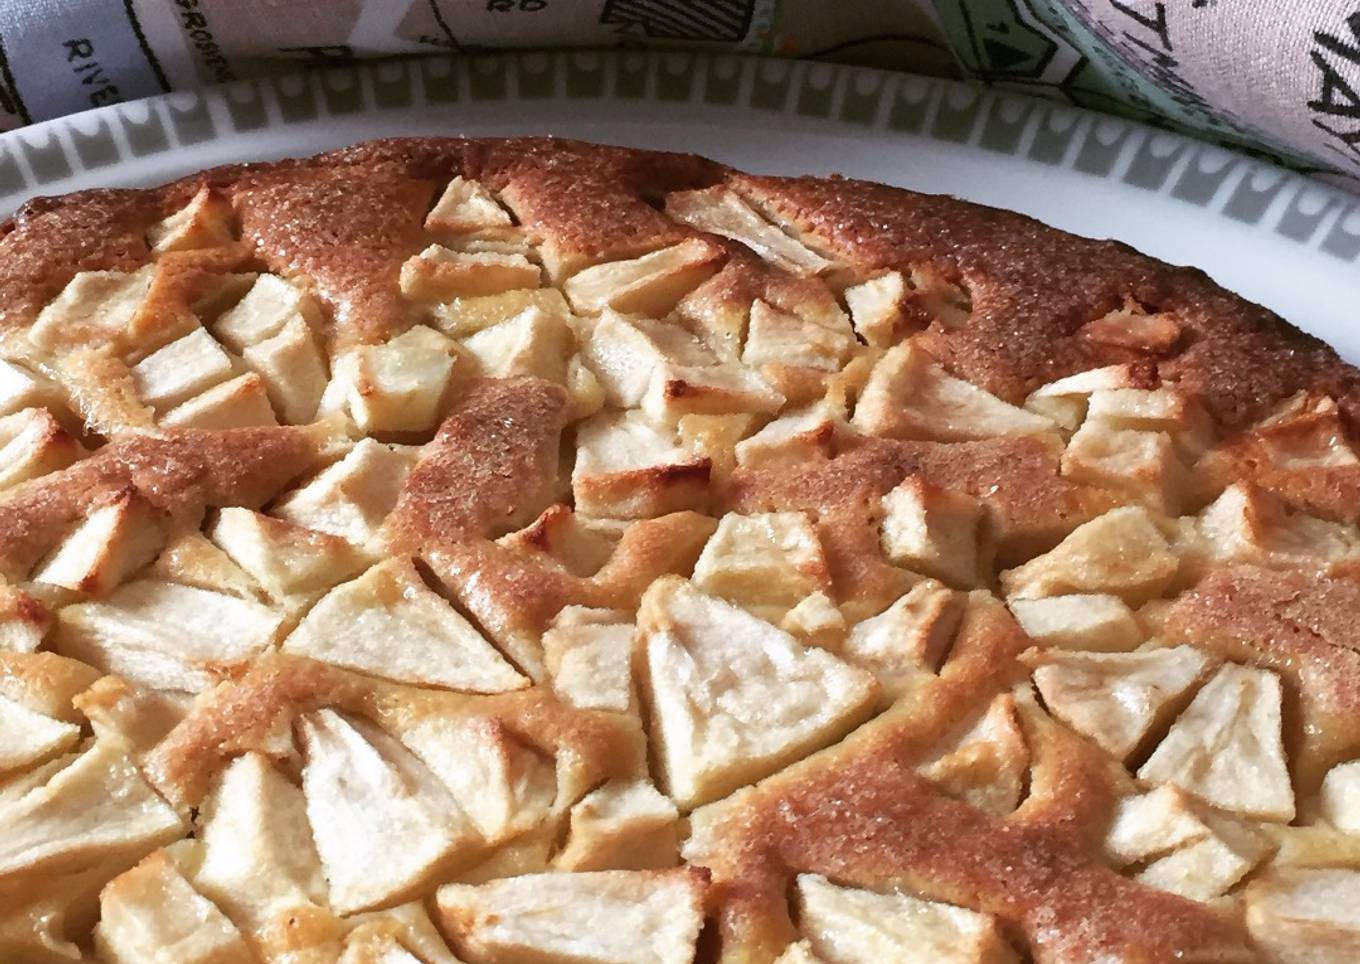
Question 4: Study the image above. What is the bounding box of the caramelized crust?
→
[386,377,571,546]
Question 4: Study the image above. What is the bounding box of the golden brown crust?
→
[4,138,1355,430]
[385,377,571,547]
[2,137,1359,963]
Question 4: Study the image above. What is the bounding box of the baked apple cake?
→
[0,137,1358,963]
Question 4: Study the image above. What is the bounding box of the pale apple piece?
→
[853,342,1055,441]
[29,266,153,350]
[841,580,963,695]
[0,358,62,418]
[0,694,80,773]
[1320,761,1360,833]
[321,326,458,434]
[795,874,1016,964]
[446,235,537,259]
[673,411,751,485]
[1022,365,1145,432]
[879,477,985,588]
[148,530,259,599]
[32,494,161,600]
[1029,646,1208,761]
[400,245,542,302]
[0,652,93,725]
[430,287,571,338]
[395,714,556,845]
[1086,387,1214,459]
[436,867,706,964]
[0,584,50,652]
[843,271,906,348]
[0,407,84,490]
[461,305,572,384]
[780,591,846,651]
[1106,784,1278,900]
[207,507,368,602]
[0,738,184,877]
[1000,506,1179,605]
[1105,785,1216,864]
[735,405,839,469]
[1191,483,1360,574]
[1245,869,1360,963]
[666,186,833,276]
[1139,664,1294,821]
[298,709,477,914]
[235,315,327,424]
[581,309,715,407]
[564,238,722,317]
[147,186,235,252]
[641,362,784,425]
[775,941,827,964]
[692,511,831,616]
[566,355,605,420]
[161,372,279,429]
[743,300,853,372]
[1008,594,1144,652]
[54,579,283,693]
[342,902,463,964]
[496,505,618,578]
[1061,420,1188,514]
[1138,813,1275,902]
[272,439,418,544]
[95,849,253,964]
[542,615,634,712]
[192,752,329,935]
[572,410,710,519]
[918,693,1029,816]
[131,327,236,412]
[1079,303,1182,353]
[426,176,514,233]
[1251,392,1360,470]
[283,557,526,692]
[638,577,877,809]
[212,274,317,352]
[75,676,188,757]
[554,779,680,872]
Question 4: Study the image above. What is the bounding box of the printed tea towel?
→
[0,0,1357,185]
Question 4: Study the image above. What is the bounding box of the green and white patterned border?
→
[1,51,1357,264]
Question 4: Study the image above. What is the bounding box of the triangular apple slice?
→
[297,709,480,914]
[191,752,329,939]
[0,739,184,878]
[282,557,527,693]
[638,577,876,809]
[435,867,707,964]
[0,694,80,773]
[1028,646,1210,761]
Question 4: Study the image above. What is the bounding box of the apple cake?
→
[0,137,1358,963]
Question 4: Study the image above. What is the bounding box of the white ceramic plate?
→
[1,51,1355,359]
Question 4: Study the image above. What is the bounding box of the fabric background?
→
[0,0,1356,187]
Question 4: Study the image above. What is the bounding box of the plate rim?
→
[0,49,1355,268]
